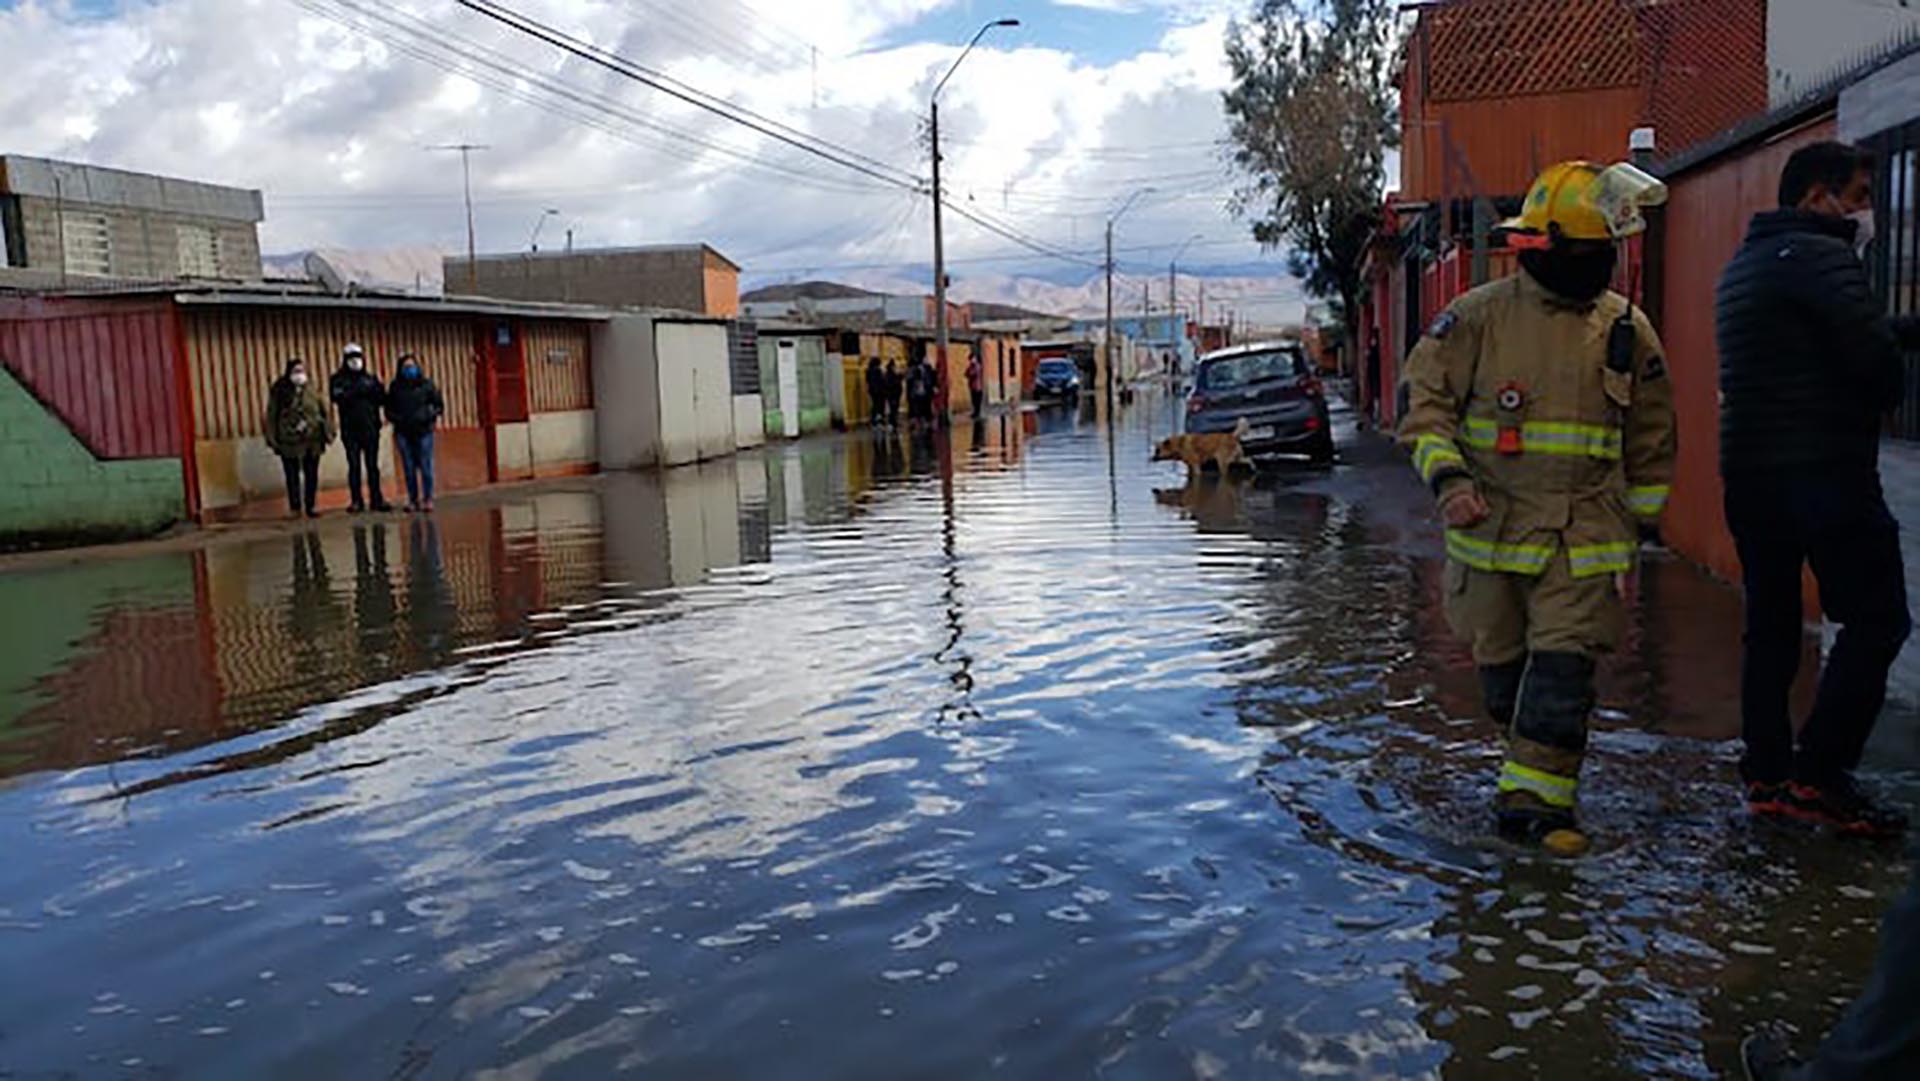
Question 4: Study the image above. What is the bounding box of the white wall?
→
[531,409,595,470]
[733,394,765,449]
[592,314,663,471]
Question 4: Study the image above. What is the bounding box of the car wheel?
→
[1307,431,1335,466]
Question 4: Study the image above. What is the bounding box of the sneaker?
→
[371,501,393,513]
[1747,780,1794,818]
[1785,777,1909,838]
[421,499,434,512]
[305,508,320,519]
[347,502,365,514]
[1740,1031,1802,1081]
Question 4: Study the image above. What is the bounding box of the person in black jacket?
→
[384,354,444,512]
[865,356,888,428]
[1717,140,1920,837]
[330,343,390,513]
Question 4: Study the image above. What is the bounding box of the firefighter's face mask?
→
[1521,238,1617,302]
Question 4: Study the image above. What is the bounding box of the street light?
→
[528,208,559,252]
[931,17,1019,422]
[1105,187,1155,410]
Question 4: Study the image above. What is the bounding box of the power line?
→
[296,0,898,197]
[450,0,921,190]
[448,0,1091,266]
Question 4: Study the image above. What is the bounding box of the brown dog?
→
[1152,418,1251,478]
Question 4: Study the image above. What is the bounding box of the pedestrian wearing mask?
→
[265,358,333,519]
[384,354,444,512]
[1718,140,1920,837]
[330,343,390,513]
[1398,160,1677,855]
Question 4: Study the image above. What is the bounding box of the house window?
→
[176,224,221,278]
[60,212,112,276]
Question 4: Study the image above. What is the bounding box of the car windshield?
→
[1038,360,1075,377]
[1199,348,1306,391]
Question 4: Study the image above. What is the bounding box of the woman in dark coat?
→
[264,358,333,518]
[384,354,445,512]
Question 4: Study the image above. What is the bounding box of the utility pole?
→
[932,18,1019,425]
[1105,220,1115,411]
[1103,187,1154,411]
[431,143,488,293]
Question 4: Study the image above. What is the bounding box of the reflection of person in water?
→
[287,532,343,672]
[404,516,455,662]
[351,523,398,668]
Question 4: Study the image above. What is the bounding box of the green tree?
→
[1223,0,1398,328]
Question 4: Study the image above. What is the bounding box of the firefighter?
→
[1398,161,1677,853]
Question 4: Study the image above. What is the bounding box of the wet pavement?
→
[1,393,1916,1080]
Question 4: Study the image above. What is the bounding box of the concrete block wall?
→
[15,195,261,280]
[0,364,183,543]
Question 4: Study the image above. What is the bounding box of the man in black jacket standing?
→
[1718,141,1920,837]
[330,343,390,513]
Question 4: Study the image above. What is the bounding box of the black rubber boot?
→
[1495,652,1596,849]
[1480,659,1526,728]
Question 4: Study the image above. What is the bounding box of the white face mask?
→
[347,356,364,371]
[1849,209,1876,259]
[291,371,309,386]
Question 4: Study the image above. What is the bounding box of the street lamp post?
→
[528,208,559,252]
[931,18,1018,422]
[1104,187,1155,411]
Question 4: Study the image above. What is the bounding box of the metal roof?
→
[0,278,621,320]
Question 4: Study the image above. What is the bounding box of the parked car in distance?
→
[1186,342,1333,465]
[1032,357,1083,401]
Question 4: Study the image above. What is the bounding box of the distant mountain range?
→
[742,270,1306,325]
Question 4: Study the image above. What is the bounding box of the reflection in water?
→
[0,400,1911,1080]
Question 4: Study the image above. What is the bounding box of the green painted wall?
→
[757,336,833,438]
[0,365,185,544]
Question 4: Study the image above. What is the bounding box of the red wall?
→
[0,297,184,459]
[1656,114,1839,585]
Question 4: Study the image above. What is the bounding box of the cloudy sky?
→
[1,0,1308,320]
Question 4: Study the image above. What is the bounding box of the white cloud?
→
[0,0,1297,321]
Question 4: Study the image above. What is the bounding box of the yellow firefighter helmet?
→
[1502,160,1669,247]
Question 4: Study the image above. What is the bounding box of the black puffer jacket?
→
[384,370,444,436]
[330,365,386,437]
[1717,210,1906,474]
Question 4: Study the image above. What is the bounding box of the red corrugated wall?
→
[0,297,183,459]
[1656,114,1839,585]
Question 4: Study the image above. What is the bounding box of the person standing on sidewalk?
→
[865,356,889,428]
[884,360,905,427]
[1399,160,1676,853]
[967,353,986,417]
[265,358,332,519]
[384,354,443,512]
[329,343,390,513]
[1718,141,1920,837]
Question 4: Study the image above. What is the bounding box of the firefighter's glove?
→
[1437,477,1490,529]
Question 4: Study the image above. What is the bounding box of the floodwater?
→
[1,395,1915,1080]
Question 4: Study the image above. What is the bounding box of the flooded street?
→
[2,395,1915,1080]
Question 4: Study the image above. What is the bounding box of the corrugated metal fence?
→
[185,308,480,441]
[520,319,593,413]
[0,300,181,459]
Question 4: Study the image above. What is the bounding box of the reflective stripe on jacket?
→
[1397,271,1678,579]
